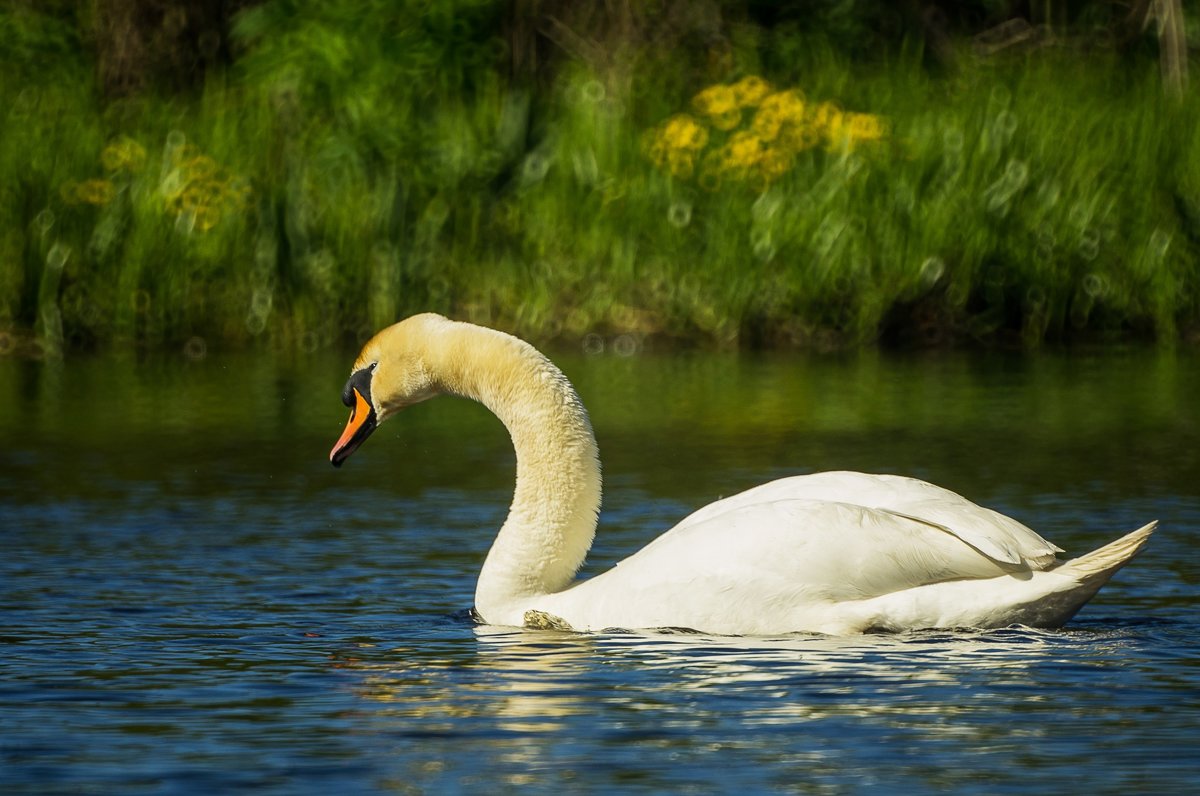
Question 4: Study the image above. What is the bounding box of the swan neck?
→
[434,324,601,621]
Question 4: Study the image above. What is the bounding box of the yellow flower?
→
[758,90,806,122]
[193,204,223,232]
[846,112,886,142]
[101,137,147,173]
[714,108,742,131]
[757,147,793,181]
[710,108,741,131]
[809,102,843,135]
[827,120,851,151]
[180,182,215,213]
[692,84,738,117]
[155,144,250,232]
[731,76,772,107]
[661,114,709,152]
[645,80,886,185]
[751,107,783,141]
[723,131,766,174]
[182,155,219,181]
[752,90,807,143]
[74,179,116,205]
[778,122,822,153]
[641,129,669,166]
[184,180,226,211]
[666,150,695,178]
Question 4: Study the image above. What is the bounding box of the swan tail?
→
[995,522,1157,628]
[1014,521,1157,627]
[1052,521,1156,586]
[843,522,1157,633]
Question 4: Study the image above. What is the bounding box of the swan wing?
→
[610,498,1025,598]
[658,471,1062,567]
[548,497,1044,633]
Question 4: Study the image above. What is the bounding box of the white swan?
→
[329,313,1155,635]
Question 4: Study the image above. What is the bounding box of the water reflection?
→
[2,611,1185,792]
[344,630,599,735]
[342,624,1109,742]
[323,620,1200,793]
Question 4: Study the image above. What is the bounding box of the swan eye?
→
[341,365,376,407]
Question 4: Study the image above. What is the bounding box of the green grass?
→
[1,3,1198,355]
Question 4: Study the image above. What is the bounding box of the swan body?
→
[330,313,1155,635]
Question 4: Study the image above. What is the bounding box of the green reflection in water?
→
[2,347,1197,506]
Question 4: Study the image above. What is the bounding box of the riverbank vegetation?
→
[2,1,1198,355]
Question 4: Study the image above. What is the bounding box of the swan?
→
[329,313,1155,635]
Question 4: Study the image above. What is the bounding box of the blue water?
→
[1,348,1198,793]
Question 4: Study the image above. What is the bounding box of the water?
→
[2,346,1198,793]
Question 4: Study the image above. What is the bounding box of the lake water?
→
[1,344,1198,793]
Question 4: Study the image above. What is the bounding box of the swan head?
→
[329,314,445,467]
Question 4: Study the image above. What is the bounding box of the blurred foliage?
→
[1,0,1198,356]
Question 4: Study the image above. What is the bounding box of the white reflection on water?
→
[471,626,1069,734]
[333,623,1189,792]
[345,623,1101,740]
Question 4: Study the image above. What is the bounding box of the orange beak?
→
[330,387,377,467]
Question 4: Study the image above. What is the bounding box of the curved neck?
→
[430,323,601,620]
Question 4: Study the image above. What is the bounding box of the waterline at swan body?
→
[329,313,1155,635]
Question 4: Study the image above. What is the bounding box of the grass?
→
[1,4,1198,356]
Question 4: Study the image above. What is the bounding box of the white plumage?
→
[330,314,1155,635]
